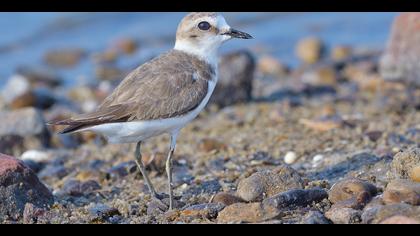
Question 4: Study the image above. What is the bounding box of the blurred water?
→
[0,12,398,86]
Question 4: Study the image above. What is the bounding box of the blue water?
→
[0,12,398,86]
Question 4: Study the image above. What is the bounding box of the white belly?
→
[83,79,217,144]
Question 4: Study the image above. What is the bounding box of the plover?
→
[50,12,252,210]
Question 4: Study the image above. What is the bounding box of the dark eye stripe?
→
[198,21,211,31]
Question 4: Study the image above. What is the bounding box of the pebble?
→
[236,166,304,202]
[22,203,48,224]
[60,179,101,197]
[15,66,62,88]
[38,165,68,181]
[383,179,420,205]
[113,38,138,55]
[301,211,331,224]
[364,203,420,224]
[180,203,225,219]
[325,207,361,224]
[0,154,53,221]
[380,215,420,224]
[88,203,120,221]
[296,37,325,64]
[258,55,288,77]
[328,177,378,204]
[331,45,352,62]
[212,192,244,206]
[284,151,298,164]
[183,179,222,196]
[388,148,420,180]
[9,89,56,110]
[20,150,52,163]
[300,118,341,132]
[198,138,227,153]
[0,74,31,103]
[44,48,86,68]
[312,154,325,165]
[106,161,137,179]
[262,188,328,209]
[217,202,280,223]
[410,165,420,183]
[301,67,337,87]
[0,108,50,151]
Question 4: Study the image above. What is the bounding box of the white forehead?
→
[180,13,230,31]
[216,15,230,30]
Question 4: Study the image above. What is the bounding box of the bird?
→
[49,12,252,210]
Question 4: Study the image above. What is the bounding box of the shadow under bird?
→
[49,12,252,210]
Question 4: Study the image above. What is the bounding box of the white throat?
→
[174,40,219,66]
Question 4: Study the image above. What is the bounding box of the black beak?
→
[222,28,253,39]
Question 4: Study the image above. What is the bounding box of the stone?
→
[180,203,225,219]
[23,203,48,224]
[380,215,420,224]
[262,188,328,209]
[331,45,352,62]
[44,48,86,68]
[0,108,50,155]
[1,74,31,104]
[388,148,420,180]
[301,67,337,87]
[237,166,304,202]
[380,13,420,86]
[325,207,361,224]
[198,138,227,153]
[217,202,280,223]
[410,165,420,183]
[60,179,101,197]
[38,165,68,181]
[301,211,330,224]
[328,177,378,204]
[258,55,288,77]
[106,161,137,179]
[88,203,120,221]
[0,154,53,221]
[212,192,244,206]
[113,38,138,55]
[184,179,222,196]
[210,50,256,108]
[15,66,62,88]
[366,203,420,224]
[383,179,420,205]
[284,151,298,164]
[296,37,325,64]
[299,118,341,132]
[9,89,56,110]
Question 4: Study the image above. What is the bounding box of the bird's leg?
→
[134,141,159,200]
[166,131,179,210]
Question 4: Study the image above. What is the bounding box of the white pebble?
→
[312,154,324,164]
[20,150,51,162]
[1,74,30,103]
[284,151,298,164]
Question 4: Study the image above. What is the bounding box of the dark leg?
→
[166,132,179,210]
[134,141,159,199]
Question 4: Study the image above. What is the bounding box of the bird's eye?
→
[198,21,211,31]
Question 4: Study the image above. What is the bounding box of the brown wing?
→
[52,50,214,133]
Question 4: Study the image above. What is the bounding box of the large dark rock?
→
[0,154,54,222]
[210,50,256,108]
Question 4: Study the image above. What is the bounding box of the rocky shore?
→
[0,13,419,224]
